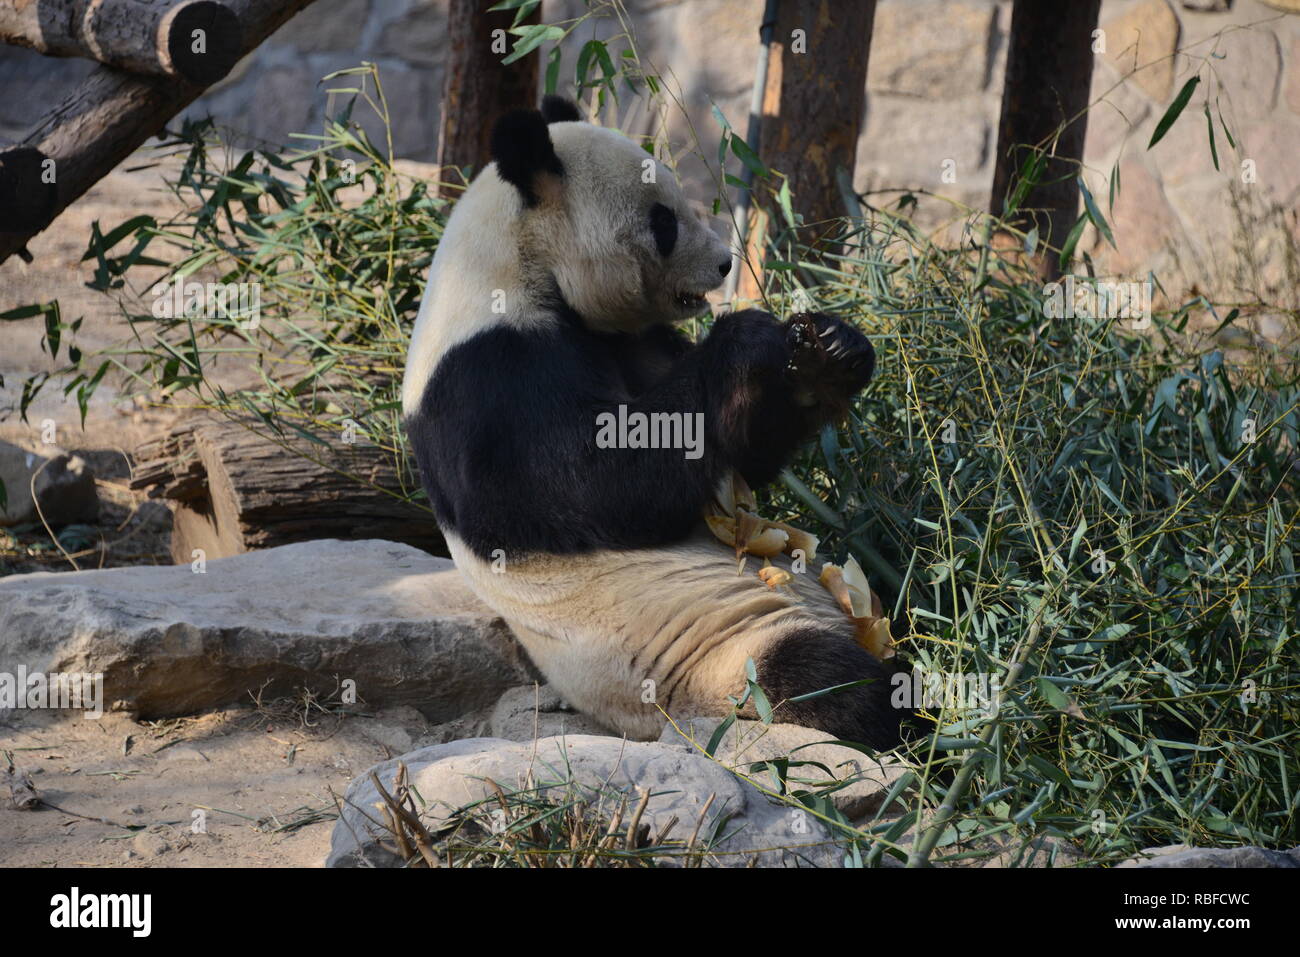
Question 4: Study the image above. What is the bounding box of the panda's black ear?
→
[491,108,564,207]
[541,95,582,124]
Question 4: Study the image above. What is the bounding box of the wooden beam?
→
[0,0,319,265]
[0,0,242,83]
[989,0,1102,278]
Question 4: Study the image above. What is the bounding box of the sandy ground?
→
[0,701,492,868]
[0,146,482,868]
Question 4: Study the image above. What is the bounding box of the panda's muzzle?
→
[676,290,708,311]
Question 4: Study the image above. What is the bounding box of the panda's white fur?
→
[448,528,855,740]
[403,122,728,418]
[402,99,902,748]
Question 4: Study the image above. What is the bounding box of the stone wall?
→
[1,0,1297,299]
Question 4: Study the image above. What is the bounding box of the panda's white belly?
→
[443,528,851,739]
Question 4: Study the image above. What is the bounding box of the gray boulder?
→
[489,683,612,741]
[0,441,99,527]
[0,538,536,720]
[660,717,909,820]
[1119,844,1300,868]
[328,734,844,868]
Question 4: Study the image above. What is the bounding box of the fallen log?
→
[132,415,445,564]
[0,0,242,83]
[0,0,320,263]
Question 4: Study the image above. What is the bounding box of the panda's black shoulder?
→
[413,321,609,425]
[404,320,597,537]
[406,320,614,468]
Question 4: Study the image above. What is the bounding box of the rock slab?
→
[1120,844,1300,868]
[661,717,909,820]
[489,683,611,741]
[328,734,843,868]
[0,538,536,720]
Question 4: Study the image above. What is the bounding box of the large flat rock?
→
[328,734,843,868]
[1119,844,1300,868]
[661,717,909,820]
[0,539,536,720]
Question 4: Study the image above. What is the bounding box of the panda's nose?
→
[718,260,732,277]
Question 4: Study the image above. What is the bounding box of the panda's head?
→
[491,95,732,331]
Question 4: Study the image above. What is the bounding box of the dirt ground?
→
[0,700,492,868]
[0,146,487,868]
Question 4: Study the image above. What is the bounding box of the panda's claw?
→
[785,312,875,402]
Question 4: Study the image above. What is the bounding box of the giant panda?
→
[403,95,904,750]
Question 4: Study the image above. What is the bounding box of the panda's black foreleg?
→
[565,309,874,550]
[568,310,793,544]
[693,309,875,488]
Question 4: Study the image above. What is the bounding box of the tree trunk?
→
[0,0,319,264]
[739,0,875,300]
[0,0,242,83]
[989,0,1102,278]
[132,416,445,564]
[436,0,540,197]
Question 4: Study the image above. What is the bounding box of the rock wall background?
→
[1,0,1297,299]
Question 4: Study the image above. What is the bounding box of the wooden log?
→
[989,0,1102,279]
[132,416,446,564]
[0,0,319,265]
[0,0,242,83]
[436,0,540,197]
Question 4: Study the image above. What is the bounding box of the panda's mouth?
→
[675,290,708,312]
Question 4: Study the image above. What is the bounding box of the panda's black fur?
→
[403,97,905,751]
[410,306,873,560]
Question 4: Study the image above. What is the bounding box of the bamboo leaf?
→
[1148,76,1200,149]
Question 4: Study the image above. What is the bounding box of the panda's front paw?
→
[786,313,875,399]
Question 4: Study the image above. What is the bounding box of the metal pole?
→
[724,0,779,303]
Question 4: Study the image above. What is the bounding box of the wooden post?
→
[738,0,875,301]
[0,0,242,83]
[436,0,540,197]
[989,0,1102,278]
[0,0,319,265]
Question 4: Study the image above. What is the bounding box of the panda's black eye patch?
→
[649,202,678,257]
